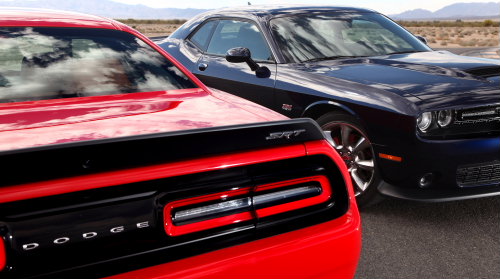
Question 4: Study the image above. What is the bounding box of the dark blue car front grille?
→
[457,161,500,187]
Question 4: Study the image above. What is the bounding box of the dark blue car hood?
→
[303,51,500,110]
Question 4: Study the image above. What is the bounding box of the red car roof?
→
[0,7,124,29]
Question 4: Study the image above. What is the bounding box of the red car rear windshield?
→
[0,27,197,103]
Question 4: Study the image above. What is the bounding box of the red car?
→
[0,8,361,279]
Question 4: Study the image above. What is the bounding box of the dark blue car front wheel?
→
[318,112,382,208]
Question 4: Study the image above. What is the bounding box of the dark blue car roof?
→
[208,5,376,17]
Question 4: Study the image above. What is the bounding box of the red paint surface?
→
[0,87,286,151]
[0,91,184,132]
[0,8,119,28]
[106,210,361,279]
[164,188,253,236]
[0,236,5,271]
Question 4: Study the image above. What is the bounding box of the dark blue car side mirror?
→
[226,47,271,78]
[415,35,428,45]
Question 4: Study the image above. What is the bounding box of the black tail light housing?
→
[164,175,333,237]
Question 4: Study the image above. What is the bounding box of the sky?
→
[111,0,496,14]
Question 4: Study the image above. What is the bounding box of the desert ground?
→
[406,26,499,48]
[128,23,180,38]
[123,21,500,49]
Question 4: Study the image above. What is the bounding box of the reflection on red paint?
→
[0,90,185,132]
[0,87,287,152]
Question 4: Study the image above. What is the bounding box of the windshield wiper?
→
[301,55,367,63]
[385,50,428,55]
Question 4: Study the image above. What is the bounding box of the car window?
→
[271,12,430,63]
[0,27,197,103]
[206,20,272,61]
[342,19,412,49]
[189,20,217,51]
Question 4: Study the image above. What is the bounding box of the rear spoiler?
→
[0,118,325,187]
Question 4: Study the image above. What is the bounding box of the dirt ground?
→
[129,24,181,37]
[406,26,499,48]
[132,23,500,48]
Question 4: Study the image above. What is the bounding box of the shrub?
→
[115,19,187,25]
[483,20,494,27]
[399,20,499,28]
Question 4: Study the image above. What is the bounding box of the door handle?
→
[198,63,208,71]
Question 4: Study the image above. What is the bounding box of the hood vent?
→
[463,66,500,78]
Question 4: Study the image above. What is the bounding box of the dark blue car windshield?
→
[270,12,431,63]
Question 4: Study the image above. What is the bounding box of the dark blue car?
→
[159,6,500,206]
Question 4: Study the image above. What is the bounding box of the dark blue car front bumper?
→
[376,135,500,201]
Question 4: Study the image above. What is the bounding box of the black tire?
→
[317,111,383,208]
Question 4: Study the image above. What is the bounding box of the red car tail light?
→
[0,236,5,271]
[254,176,332,218]
[164,175,332,237]
[164,188,253,236]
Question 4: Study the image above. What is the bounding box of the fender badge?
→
[282,104,293,111]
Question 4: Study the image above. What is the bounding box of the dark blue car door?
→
[190,19,277,109]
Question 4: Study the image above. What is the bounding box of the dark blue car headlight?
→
[417,106,500,139]
[417,112,433,132]
[437,110,453,127]
[417,110,455,133]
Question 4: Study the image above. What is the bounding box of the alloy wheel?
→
[322,123,375,196]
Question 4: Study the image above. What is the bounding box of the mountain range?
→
[0,0,499,20]
[0,0,209,19]
[390,2,500,20]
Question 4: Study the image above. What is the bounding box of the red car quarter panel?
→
[106,212,360,279]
